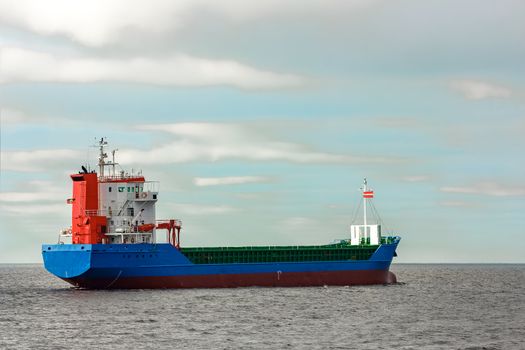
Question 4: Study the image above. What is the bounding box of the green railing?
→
[380,236,397,244]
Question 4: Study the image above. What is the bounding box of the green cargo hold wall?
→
[180,243,379,264]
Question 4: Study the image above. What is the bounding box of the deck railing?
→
[85,209,109,217]
[98,175,145,182]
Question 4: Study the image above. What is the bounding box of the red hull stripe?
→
[65,270,397,289]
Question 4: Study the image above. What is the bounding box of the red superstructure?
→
[70,172,107,244]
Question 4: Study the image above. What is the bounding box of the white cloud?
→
[0,47,305,89]
[0,203,66,215]
[0,0,182,47]
[0,0,370,47]
[0,191,64,202]
[281,216,318,228]
[1,122,399,173]
[450,80,512,100]
[118,122,397,165]
[0,180,68,203]
[194,176,271,187]
[0,108,32,124]
[0,108,75,127]
[439,201,476,208]
[277,216,330,243]
[170,203,238,215]
[440,182,525,197]
[1,148,83,172]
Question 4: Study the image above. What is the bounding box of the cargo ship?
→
[42,138,400,289]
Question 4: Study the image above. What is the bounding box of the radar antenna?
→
[97,137,108,177]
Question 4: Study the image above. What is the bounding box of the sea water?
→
[0,264,523,349]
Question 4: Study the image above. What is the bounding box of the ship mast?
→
[98,137,108,177]
[111,148,119,177]
[360,178,375,244]
[97,137,119,178]
[363,178,368,231]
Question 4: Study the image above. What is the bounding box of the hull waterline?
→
[64,270,397,289]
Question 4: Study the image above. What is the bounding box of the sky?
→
[0,0,524,263]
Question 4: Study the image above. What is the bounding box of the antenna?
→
[361,178,375,242]
[111,148,119,176]
[363,178,367,229]
[98,137,108,177]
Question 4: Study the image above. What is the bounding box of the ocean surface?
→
[0,264,523,350]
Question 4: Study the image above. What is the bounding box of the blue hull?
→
[42,238,400,289]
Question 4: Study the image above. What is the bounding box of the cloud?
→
[439,201,477,208]
[0,47,305,89]
[450,80,512,100]
[0,203,66,216]
[440,182,525,197]
[118,122,399,165]
[0,180,68,204]
[0,0,371,47]
[1,148,83,172]
[170,203,238,215]
[0,0,182,47]
[277,216,328,242]
[281,216,318,228]
[194,176,271,187]
[0,122,401,173]
[0,107,75,127]
[0,108,32,124]
[0,191,64,202]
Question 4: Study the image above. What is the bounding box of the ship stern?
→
[42,244,92,285]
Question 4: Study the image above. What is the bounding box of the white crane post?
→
[363,178,367,243]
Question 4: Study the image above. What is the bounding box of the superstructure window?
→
[108,187,112,192]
